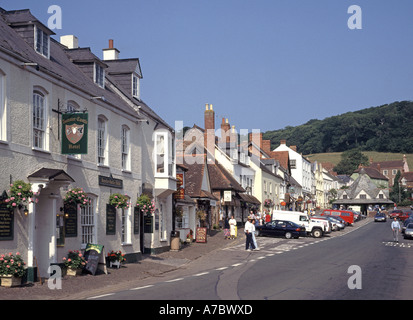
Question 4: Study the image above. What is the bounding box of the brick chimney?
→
[220,118,231,143]
[290,145,297,152]
[280,139,286,145]
[103,39,120,60]
[204,104,215,162]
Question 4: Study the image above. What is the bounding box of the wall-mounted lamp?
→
[137,119,149,125]
[23,207,29,216]
[21,62,40,71]
[90,96,106,102]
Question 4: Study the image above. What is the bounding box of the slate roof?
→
[0,7,171,129]
[207,162,245,192]
[336,168,392,205]
[353,167,388,181]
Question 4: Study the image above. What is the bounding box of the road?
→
[88,218,413,301]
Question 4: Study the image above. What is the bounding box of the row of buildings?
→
[0,8,411,281]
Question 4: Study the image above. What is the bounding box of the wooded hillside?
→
[263,101,413,154]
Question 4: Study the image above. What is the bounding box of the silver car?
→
[404,223,413,239]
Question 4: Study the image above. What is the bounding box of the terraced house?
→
[0,8,176,280]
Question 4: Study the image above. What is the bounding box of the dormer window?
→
[35,26,49,58]
[132,74,140,99]
[94,63,105,88]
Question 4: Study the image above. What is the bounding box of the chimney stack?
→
[60,35,79,49]
[204,104,215,163]
[103,39,120,60]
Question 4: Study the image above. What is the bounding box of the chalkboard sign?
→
[64,202,77,237]
[133,207,140,234]
[106,204,116,235]
[144,215,153,233]
[0,192,13,241]
[84,243,106,275]
[196,227,207,243]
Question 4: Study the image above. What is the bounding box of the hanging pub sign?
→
[61,113,88,154]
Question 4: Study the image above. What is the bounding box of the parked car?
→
[389,210,410,221]
[325,216,346,230]
[272,210,327,238]
[402,218,413,234]
[256,220,306,239]
[321,209,354,226]
[403,223,413,239]
[374,212,387,222]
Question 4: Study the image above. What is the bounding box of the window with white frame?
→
[97,116,108,165]
[121,125,130,171]
[81,197,95,247]
[0,71,5,142]
[154,131,175,177]
[94,63,105,88]
[121,206,131,244]
[35,26,49,58]
[132,74,140,99]
[33,90,47,149]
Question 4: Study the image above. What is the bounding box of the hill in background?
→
[263,101,413,155]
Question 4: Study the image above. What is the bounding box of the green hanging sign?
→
[61,113,88,154]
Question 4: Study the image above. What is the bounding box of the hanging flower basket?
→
[136,195,155,215]
[109,193,130,209]
[196,209,206,221]
[264,199,274,208]
[64,187,90,208]
[5,180,35,211]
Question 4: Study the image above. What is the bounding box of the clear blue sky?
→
[2,0,413,132]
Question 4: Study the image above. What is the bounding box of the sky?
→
[2,0,413,132]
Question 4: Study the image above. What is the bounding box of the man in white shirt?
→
[245,219,256,251]
[391,218,401,242]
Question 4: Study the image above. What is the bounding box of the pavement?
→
[0,228,244,300]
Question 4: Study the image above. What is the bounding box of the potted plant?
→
[64,187,90,208]
[106,250,126,268]
[62,250,87,276]
[0,252,26,287]
[264,199,274,208]
[109,193,130,209]
[136,194,155,215]
[5,180,35,213]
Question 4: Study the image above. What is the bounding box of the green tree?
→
[333,149,369,175]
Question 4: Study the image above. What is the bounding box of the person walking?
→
[251,218,260,250]
[223,216,230,240]
[391,218,401,242]
[245,218,256,251]
[229,215,237,240]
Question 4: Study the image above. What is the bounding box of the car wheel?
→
[285,232,292,239]
[312,228,322,238]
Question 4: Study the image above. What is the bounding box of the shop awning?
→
[237,193,261,205]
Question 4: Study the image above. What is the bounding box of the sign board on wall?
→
[0,192,13,241]
[224,190,232,202]
[61,113,88,154]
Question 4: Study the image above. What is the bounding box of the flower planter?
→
[109,261,121,269]
[66,268,82,276]
[0,275,21,287]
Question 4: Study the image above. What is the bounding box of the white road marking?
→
[87,293,114,299]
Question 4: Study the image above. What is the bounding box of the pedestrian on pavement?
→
[229,215,237,239]
[251,218,260,250]
[223,216,230,239]
[244,218,256,251]
[391,218,401,242]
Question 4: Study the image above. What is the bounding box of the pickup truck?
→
[272,210,329,238]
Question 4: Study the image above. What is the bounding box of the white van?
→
[272,210,328,238]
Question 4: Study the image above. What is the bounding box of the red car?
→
[389,210,409,221]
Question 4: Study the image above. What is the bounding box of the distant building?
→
[368,155,409,187]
